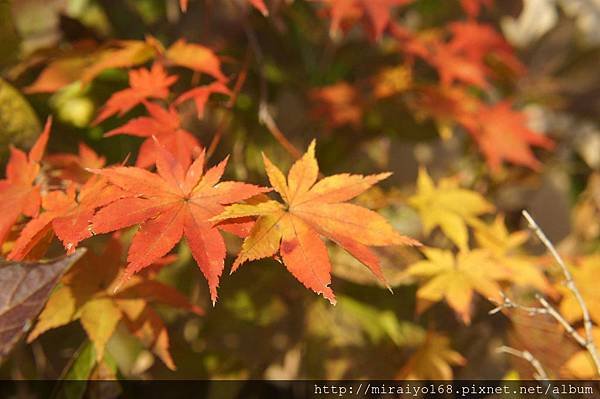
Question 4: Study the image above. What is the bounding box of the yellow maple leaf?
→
[408,168,493,250]
[405,247,508,323]
[472,215,552,293]
[397,331,465,380]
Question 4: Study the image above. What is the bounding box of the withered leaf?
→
[0,249,85,363]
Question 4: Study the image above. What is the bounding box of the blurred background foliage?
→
[0,0,599,384]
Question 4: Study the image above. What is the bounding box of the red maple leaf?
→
[94,63,177,124]
[105,102,200,169]
[89,141,269,303]
[0,118,51,247]
[175,81,231,118]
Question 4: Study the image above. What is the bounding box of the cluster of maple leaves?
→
[2,0,595,378]
[0,2,420,365]
[310,0,554,171]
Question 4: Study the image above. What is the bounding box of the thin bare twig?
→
[490,292,587,347]
[258,105,303,160]
[522,210,600,375]
[206,53,250,159]
[241,10,303,161]
[497,346,549,380]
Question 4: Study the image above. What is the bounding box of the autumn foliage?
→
[1,0,599,383]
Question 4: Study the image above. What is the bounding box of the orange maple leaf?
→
[175,81,231,118]
[309,82,363,129]
[448,21,525,77]
[166,40,226,82]
[8,176,127,260]
[105,102,200,169]
[94,63,178,124]
[0,118,51,247]
[212,140,419,304]
[179,0,268,15]
[248,0,269,15]
[46,142,106,184]
[467,102,555,171]
[460,0,493,18]
[317,0,414,40]
[89,142,269,304]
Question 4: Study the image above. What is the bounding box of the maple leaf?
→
[166,40,226,82]
[396,331,465,379]
[429,41,489,89]
[408,168,494,251]
[89,142,268,304]
[25,40,159,93]
[28,236,202,366]
[81,40,156,84]
[317,0,414,40]
[467,102,555,171]
[248,0,269,15]
[175,81,231,118]
[373,65,412,99]
[0,118,51,247]
[448,21,525,77]
[309,83,363,129]
[559,254,600,325]
[563,328,600,378]
[0,250,85,363]
[460,0,493,18]
[8,176,127,260]
[179,0,268,15]
[472,215,552,293]
[409,85,480,140]
[212,140,419,304]
[105,102,200,169]
[46,142,106,184]
[94,63,178,124]
[404,247,508,323]
[24,56,91,94]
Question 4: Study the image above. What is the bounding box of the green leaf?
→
[337,296,425,347]
[64,341,96,380]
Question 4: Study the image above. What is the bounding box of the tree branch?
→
[496,345,549,380]
[522,210,600,375]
